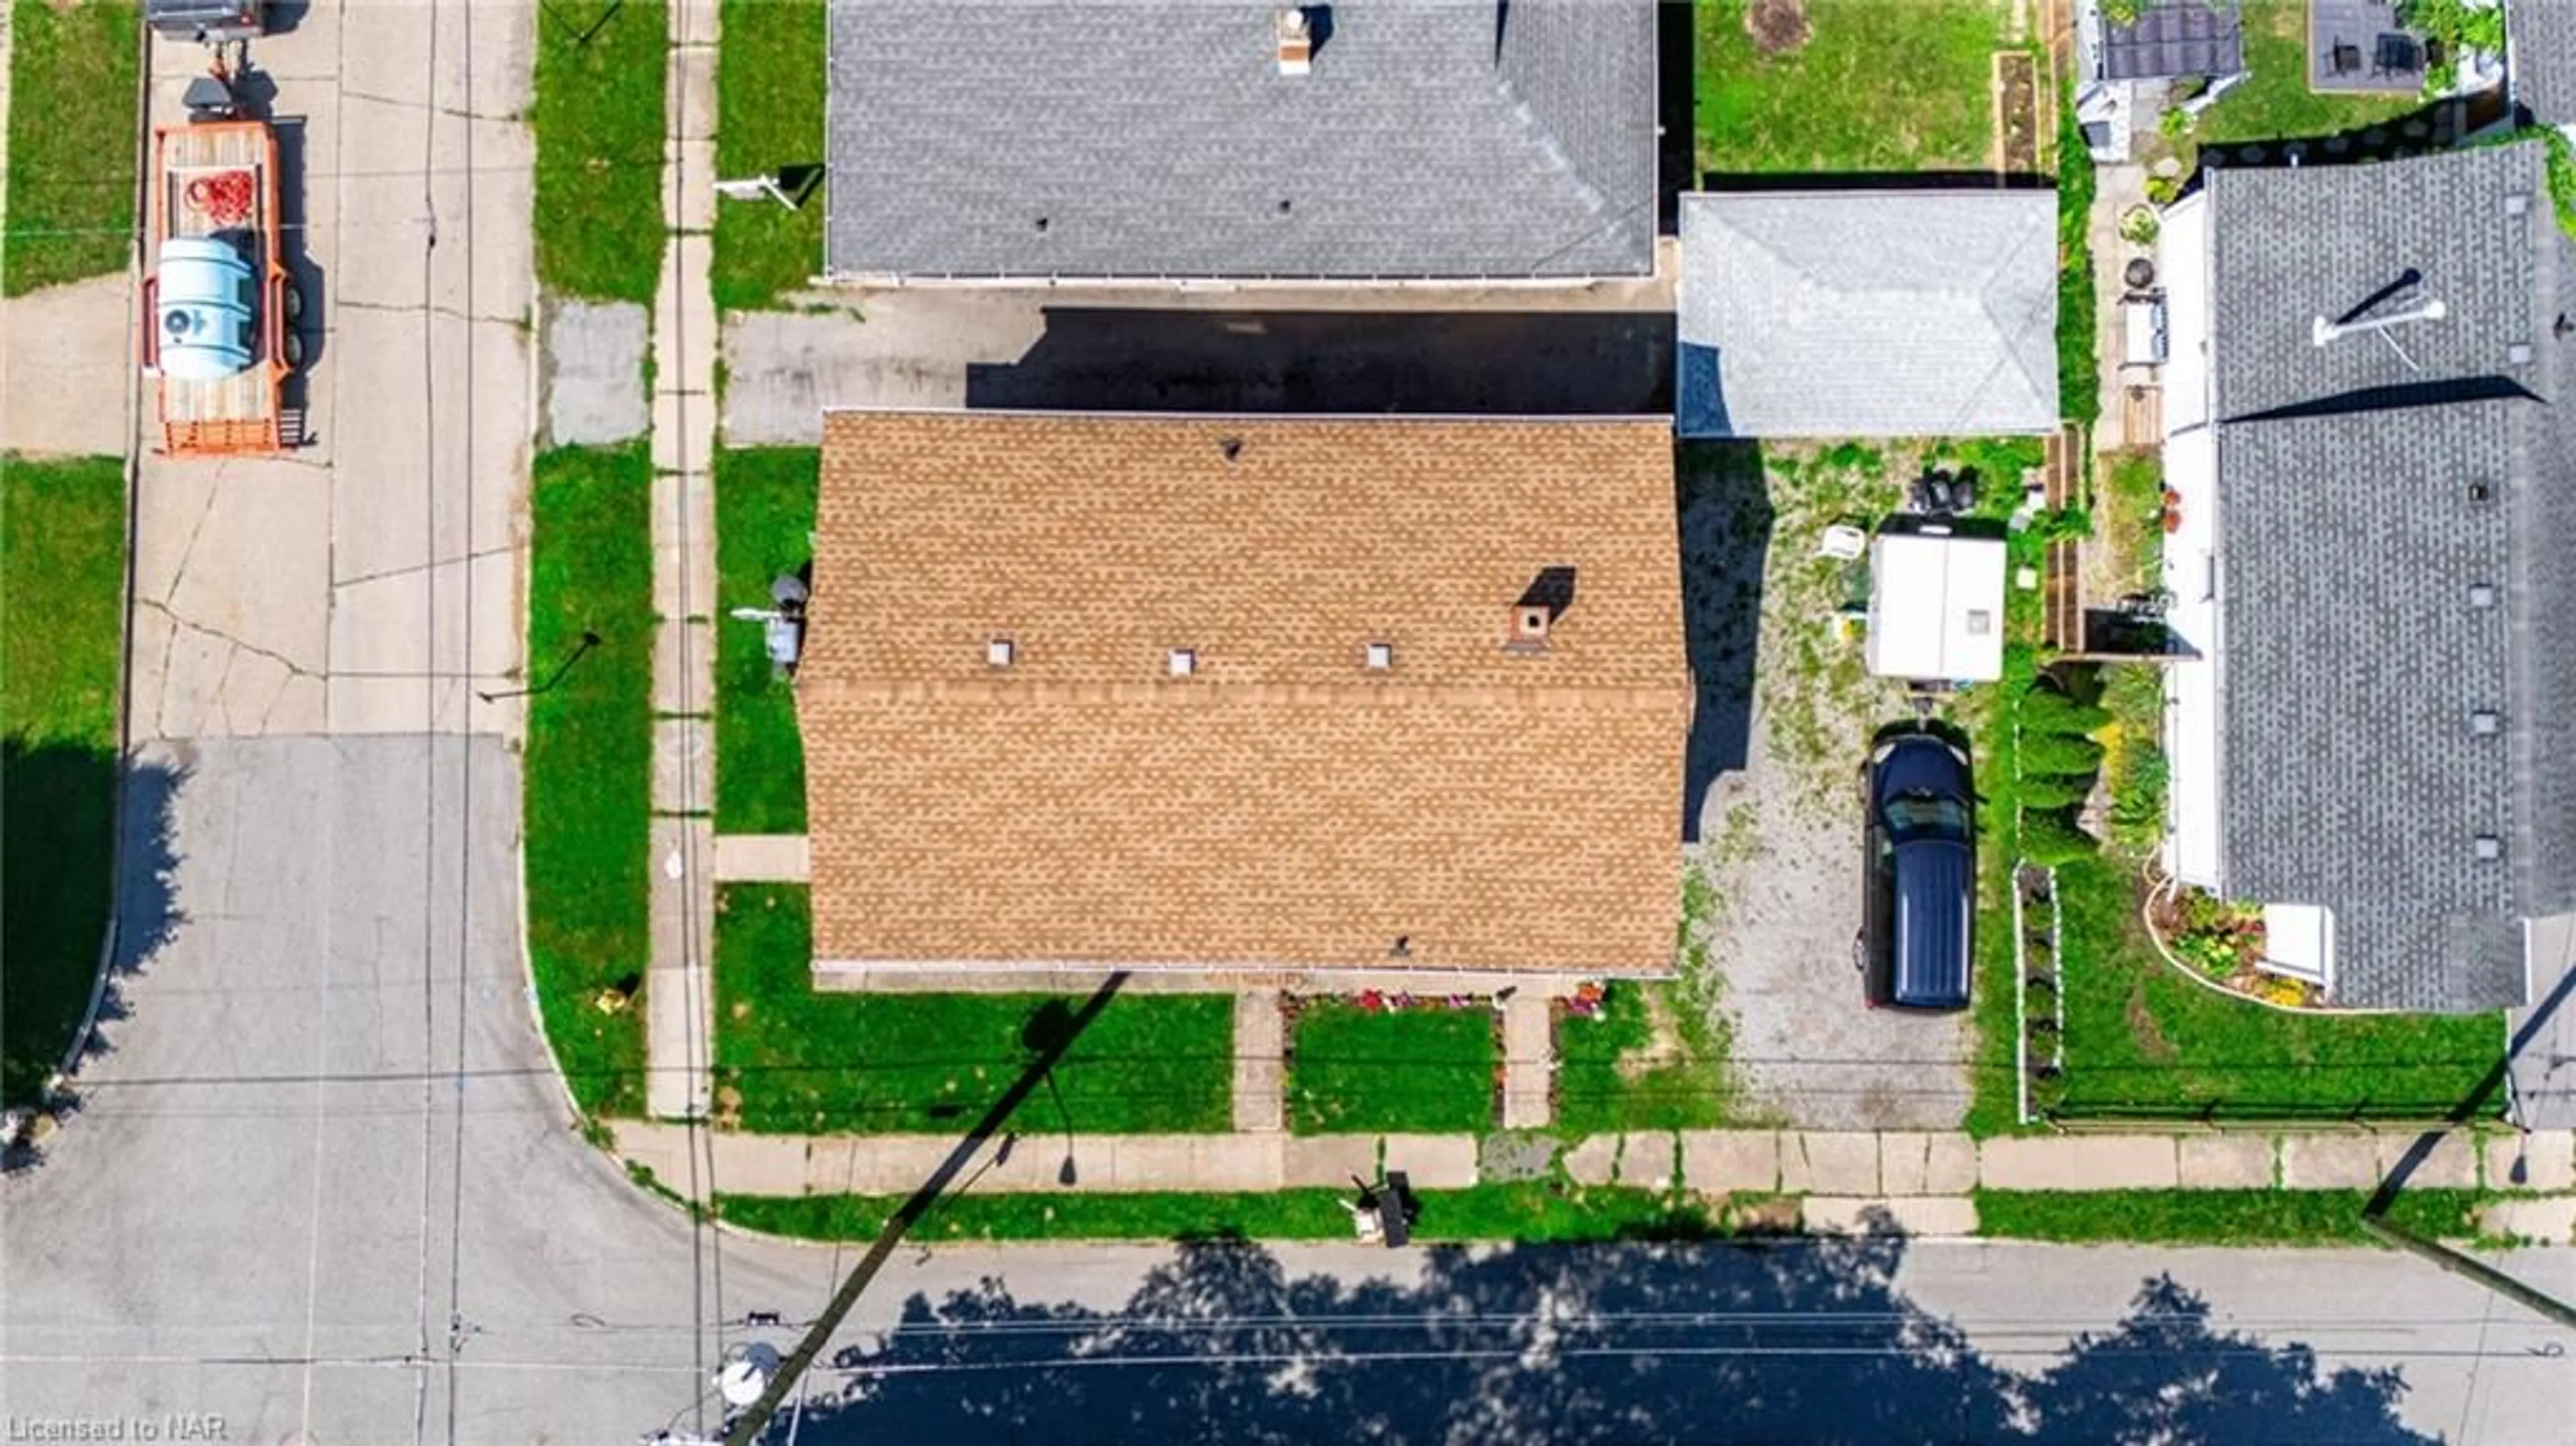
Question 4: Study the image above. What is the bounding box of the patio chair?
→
[2373,32,2421,78]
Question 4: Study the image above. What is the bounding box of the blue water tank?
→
[157,237,257,380]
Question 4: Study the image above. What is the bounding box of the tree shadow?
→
[1676,441,1770,842]
[1,743,189,1125]
[767,1227,2436,1445]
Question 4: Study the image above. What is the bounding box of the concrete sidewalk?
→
[641,0,720,1122]
[617,1122,2576,1241]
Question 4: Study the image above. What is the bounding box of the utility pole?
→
[718,974,1131,1446]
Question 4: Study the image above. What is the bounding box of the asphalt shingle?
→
[822,0,1658,280]
[797,412,1691,976]
[1674,190,2059,439]
[2202,144,2574,1010]
[2510,0,2576,123]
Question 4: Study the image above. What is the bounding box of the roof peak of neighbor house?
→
[1674,188,2059,439]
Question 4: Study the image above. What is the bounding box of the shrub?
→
[2020,730,2106,778]
[2107,742,2168,854]
[2020,773,2099,812]
[2397,0,2505,55]
[2172,929,2239,979]
[2056,99,2101,429]
[2021,810,2100,866]
[2019,688,2112,738]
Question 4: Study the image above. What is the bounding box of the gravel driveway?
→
[1679,443,1974,1131]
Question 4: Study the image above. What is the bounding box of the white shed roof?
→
[1864,533,2006,682]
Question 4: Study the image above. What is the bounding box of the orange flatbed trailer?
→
[142,116,295,457]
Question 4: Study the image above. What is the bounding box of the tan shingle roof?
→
[802,411,1690,975]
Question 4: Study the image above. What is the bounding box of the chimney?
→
[1505,603,1550,650]
[1276,7,1312,75]
[1505,566,1575,652]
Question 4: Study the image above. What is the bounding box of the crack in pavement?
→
[332,545,517,592]
[156,480,223,607]
[142,599,326,681]
[333,296,525,327]
[337,85,519,124]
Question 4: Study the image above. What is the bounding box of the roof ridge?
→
[1961,205,2064,421]
[1488,69,1643,268]
[802,677,1693,710]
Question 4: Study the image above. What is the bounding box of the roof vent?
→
[2506,192,2531,217]
[1275,7,1312,74]
[1219,436,1244,462]
[1364,641,1393,671]
[2474,834,2503,860]
[987,637,1016,668]
[2471,709,2500,736]
[2469,581,2498,609]
[2312,294,2446,372]
[2468,480,2493,504]
[2508,342,2533,366]
[1168,647,1197,678]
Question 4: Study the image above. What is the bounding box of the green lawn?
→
[2,455,125,1104]
[2191,0,2424,147]
[1962,645,2038,1137]
[531,0,668,303]
[4,0,142,296]
[711,0,827,311]
[1976,1188,2498,1245]
[718,1182,1750,1244]
[1695,0,2008,177]
[2052,854,2506,1122]
[712,883,1234,1133]
[712,447,816,832]
[1287,1001,1496,1135]
[525,444,656,1115]
[1555,983,1735,1133]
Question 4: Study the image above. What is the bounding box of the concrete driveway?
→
[722,263,1678,444]
[124,0,531,743]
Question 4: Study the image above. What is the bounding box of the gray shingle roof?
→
[2510,0,2576,123]
[2204,144,2575,1011]
[2097,0,2245,81]
[1674,190,2059,439]
[822,0,1657,280]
